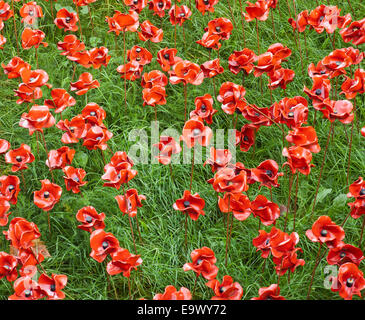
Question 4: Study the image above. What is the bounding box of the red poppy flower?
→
[169,60,204,86]
[251,194,280,226]
[251,284,285,300]
[8,276,43,300]
[0,197,11,227]
[88,47,111,69]
[3,217,41,250]
[38,273,67,300]
[306,215,345,248]
[238,124,256,152]
[90,229,120,263]
[183,247,218,280]
[44,88,76,114]
[244,0,269,22]
[273,247,305,275]
[288,9,308,33]
[269,227,299,259]
[169,5,192,26]
[138,20,163,43]
[82,125,113,151]
[54,8,78,32]
[14,83,42,104]
[153,285,191,300]
[251,159,283,188]
[117,60,143,81]
[321,49,352,79]
[196,31,222,50]
[340,18,365,46]
[0,34,6,50]
[217,82,246,115]
[268,67,295,90]
[81,103,107,126]
[5,144,35,172]
[282,146,314,175]
[330,262,365,300]
[0,175,20,205]
[347,177,365,200]
[327,243,364,266]
[218,192,251,221]
[153,136,181,165]
[348,199,365,220]
[20,68,50,89]
[190,94,217,125]
[62,166,87,194]
[141,70,168,89]
[124,0,148,13]
[206,275,243,300]
[19,105,55,135]
[200,58,224,78]
[307,61,330,79]
[180,118,212,148]
[21,28,48,49]
[196,0,219,16]
[115,189,146,218]
[106,247,142,277]
[252,229,276,258]
[0,139,10,154]
[33,179,62,212]
[142,85,167,107]
[128,45,153,66]
[57,34,85,57]
[1,56,31,79]
[362,127,365,137]
[56,115,88,144]
[241,104,271,128]
[208,167,248,194]
[304,76,331,107]
[206,17,233,41]
[344,47,364,66]
[0,252,18,282]
[20,1,44,27]
[0,1,13,21]
[204,147,232,173]
[156,47,180,71]
[105,10,139,35]
[286,126,321,153]
[70,72,100,95]
[340,68,365,99]
[148,0,171,18]
[319,99,354,124]
[76,206,106,233]
[309,5,351,34]
[228,48,257,75]
[173,190,205,221]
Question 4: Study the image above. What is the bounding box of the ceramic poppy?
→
[268,67,295,90]
[5,144,35,172]
[62,166,87,193]
[340,18,365,46]
[173,190,205,221]
[88,47,111,69]
[105,10,139,35]
[142,85,167,107]
[153,285,191,300]
[269,227,300,259]
[244,0,270,22]
[44,88,76,114]
[124,0,148,13]
[153,136,181,165]
[1,56,31,79]
[183,247,218,280]
[169,5,192,26]
[106,247,142,277]
[14,83,43,104]
[286,126,321,153]
[138,20,163,43]
[282,146,314,176]
[307,61,330,79]
[148,0,171,18]
[56,115,88,144]
[330,262,365,300]
[81,103,107,126]
[38,273,67,300]
[347,177,365,200]
[303,76,331,107]
[90,229,120,263]
[340,68,365,99]
[251,159,283,189]
[242,104,272,128]
[217,82,246,115]
[348,199,365,220]
[238,124,256,152]
[251,284,285,300]
[8,276,43,300]
[141,70,168,89]
[33,179,62,212]
[169,60,204,86]
[70,72,100,95]
[228,48,257,75]
[251,194,280,226]
[273,247,305,275]
[200,58,224,78]
[82,125,113,151]
[252,229,275,258]
[156,47,180,71]
[54,8,78,32]
[0,1,13,21]
[319,99,354,124]
[218,192,251,221]
[0,139,10,154]
[0,252,18,282]
[180,118,212,149]
[196,31,222,50]
[117,60,143,81]
[20,68,50,89]
[327,243,364,266]
[57,34,85,56]
[190,94,217,125]
[321,49,352,79]
[76,206,106,233]
[206,275,243,300]
[19,105,55,135]
[21,28,48,49]
[0,197,11,227]
[208,167,248,194]
[0,34,6,50]
[306,215,345,248]
[203,147,232,173]
[288,10,308,33]
[0,175,20,205]
[128,46,153,66]
[196,0,219,16]
[115,189,146,218]
[206,17,233,41]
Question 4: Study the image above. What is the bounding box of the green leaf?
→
[75,151,88,168]
[89,36,101,47]
[316,188,332,204]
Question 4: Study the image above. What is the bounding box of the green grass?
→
[0,0,364,300]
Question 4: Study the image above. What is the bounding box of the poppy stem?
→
[359,216,365,248]
[48,211,51,235]
[184,213,188,247]
[346,0,355,19]
[169,163,174,182]
[303,32,308,58]
[182,24,186,51]
[285,0,292,18]
[128,276,131,298]
[293,172,299,232]
[341,211,351,227]
[76,4,83,41]
[226,0,237,29]
[30,247,48,275]
[292,0,304,75]
[192,274,198,299]
[20,170,26,190]
[310,123,333,219]
[174,0,177,49]
[225,194,231,267]
[11,0,19,56]
[255,18,260,55]
[128,216,137,253]
[35,47,39,69]
[228,208,234,247]
[238,0,246,47]
[306,243,322,300]
[123,30,127,112]
[184,83,187,121]
[88,6,94,36]
[71,64,77,82]
[50,0,54,20]
[135,216,143,245]
[41,131,55,183]
[189,146,195,191]
[212,77,216,99]
[271,9,276,40]
[283,172,293,233]
[100,150,106,166]
[346,111,355,186]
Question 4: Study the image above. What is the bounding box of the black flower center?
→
[359,188,365,196]
[315,89,322,95]
[320,70,326,75]
[73,177,80,182]
[288,112,294,118]
[44,191,50,198]
[90,111,96,116]
[320,229,328,237]
[158,2,164,8]
[196,259,203,265]
[266,170,273,177]
[102,241,109,249]
[179,13,185,17]
[136,57,141,61]
[136,47,141,53]
[243,135,249,142]
[183,201,190,207]
[65,17,71,23]
[133,0,138,4]
[163,53,169,59]
[319,16,324,22]
[50,284,56,292]
[85,215,93,223]
[219,287,225,293]
[8,185,15,191]
[235,108,242,114]
[203,0,210,4]
[193,128,201,136]
[215,26,221,32]
[24,290,32,297]
[340,252,346,258]
[201,104,207,112]
[335,61,341,66]
[16,156,22,162]
[346,278,354,287]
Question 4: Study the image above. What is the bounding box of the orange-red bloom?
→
[169,60,204,86]
[138,20,163,42]
[115,189,146,218]
[148,0,171,17]
[19,105,55,135]
[0,252,18,282]
[62,166,87,193]
[173,190,205,221]
[3,217,41,249]
[44,88,76,114]
[1,57,31,79]
[183,247,218,280]
[286,126,321,153]
[0,175,20,205]
[282,146,314,175]
[206,275,243,300]
[190,94,217,125]
[54,8,78,32]
[56,115,88,144]
[340,68,365,99]
[327,243,364,267]
[251,284,285,300]
[169,5,191,26]
[206,17,233,40]
[244,0,269,22]
[107,247,142,277]
[76,206,106,233]
[228,48,257,75]
[5,144,35,172]
[196,0,219,16]
[82,125,113,151]
[153,285,191,300]
[200,58,224,78]
[90,229,119,263]
[340,18,365,46]
[251,194,280,226]
[180,118,212,148]
[33,179,62,212]
[217,81,246,115]
[38,273,67,300]
[124,0,148,13]
[105,10,139,35]
[21,28,48,49]
[128,45,153,66]
[251,159,283,188]
[208,167,248,194]
[70,72,100,95]
[153,136,181,165]
[218,192,251,221]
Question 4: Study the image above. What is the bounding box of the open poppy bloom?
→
[169,60,204,86]
[288,9,308,33]
[8,276,43,300]
[190,94,217,125]
[340,18,365,46]
[327,243,364,266]
[153,285,191,300]
[273,247,305,275]
[330,262,365,300]
[251,284,285,300]
[20,68,50,89]
[0,175,20,205]
[153,136,181,165]
[340,68,365,100]
[88,47,111,69]
[200,58,224,78]
[304,76,331,107]
[14,83,42,104]
[82,125,113,151]
[0,139,10,154]
[206,275,243,300]
[173,190,205,221]
[217,81,246,115]
[148,0,171,17]
[38,273,67,300]
[319,99,354,124]
[307,61,330,79]
[252,228,276,258]
[142,85,167,107]
[169,5,192,26]
[33,179,62,212]
[204,147,232,173]
[138,20,163,43]
[251,195,280,226]
[0,35,6,50]
[306,215,345,248]
[196,31,222,50]
[44,88,76,114]
[3,217,41,250]
[141,70,168,89]
[282,146,314,175]
[57,34,85,57]
[56,115,88,144]
[105,10,139,35]
[54,8,79,32]
[238,124,256,152]
[5,144,35,172]
[117,60,143,81]
[1,57,31,79]
[21,28,48,49]
[19,105,55,135]
[244,0,269,22]
[196,0,219,16]
[62,166,87,194]
[0,197,11,227]
[180,118,212,149]
[156,47,180,71]
[0,1,13,21]
[228,48,257,75]
[115,189,146,218]
[206,17,233,41]
[70,72,100,95]
[250,159,283,189]
[76,206,106,233]
[107,247,142,277]
[0,252,18,282]
[268,67,295,90]
[208,167,248,194]
[269,227,300,259]
[218,192,251,221]
[81,103,107,127]
[124,0,148,13]
[128,46,153,66]
[286,126,320,153]
[183,247,218,280]
[347,177,365,200]
[321,49,352,79]
[102,156,137,190]
[242,104,271,128]
[90,229,120,263]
